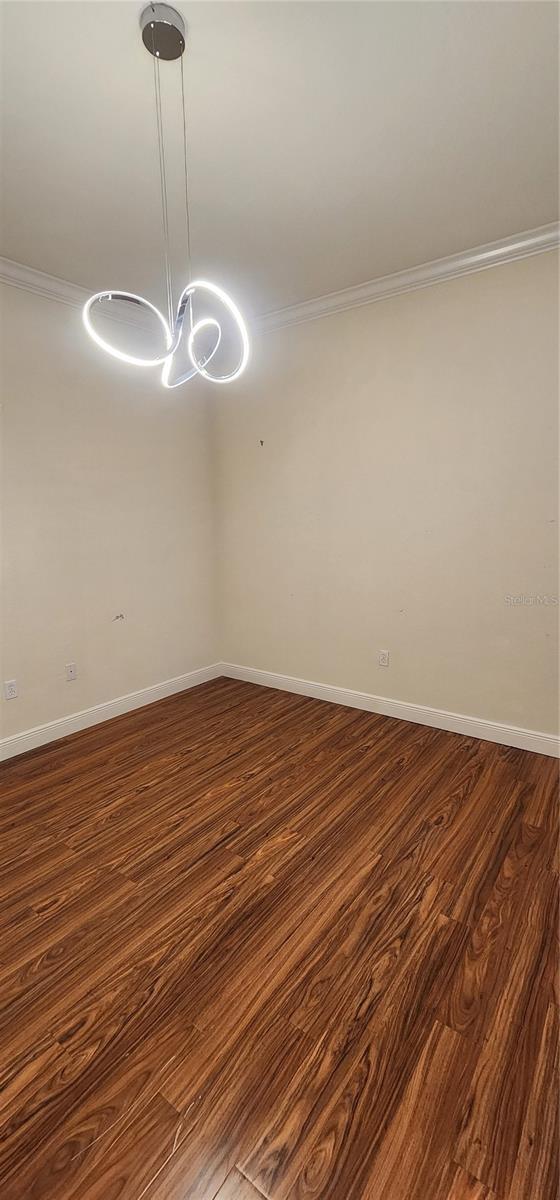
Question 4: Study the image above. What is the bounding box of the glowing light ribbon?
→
[82,280,249,386]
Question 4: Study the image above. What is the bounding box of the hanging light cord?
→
[180,53,192,285]
[152,42,174,329]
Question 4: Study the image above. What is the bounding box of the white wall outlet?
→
[378,650,390,667]
[65,662,77,681]
[4,679,18,700]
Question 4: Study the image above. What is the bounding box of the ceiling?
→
[1,2,558,318]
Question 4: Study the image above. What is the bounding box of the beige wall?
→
[214,253,559,734]
[2,253,558,745]
[1,285,218,737]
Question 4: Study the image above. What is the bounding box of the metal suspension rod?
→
[180,52,192,285]
[152,43,174,328]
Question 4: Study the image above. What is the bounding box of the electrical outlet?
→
[65,662,77,681]
[4,679,18,700]
[378,650,390,668]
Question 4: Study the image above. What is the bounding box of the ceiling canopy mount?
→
[140,4,186,61]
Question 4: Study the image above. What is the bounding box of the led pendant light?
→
[83,4,249,386]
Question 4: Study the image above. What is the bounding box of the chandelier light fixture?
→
[83,4,249,386]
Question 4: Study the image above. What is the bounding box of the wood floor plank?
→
[355,1020,474,1200]
[420,755,527,926]
[0,678,557,1199]
[453,867,558,1195]
[240,892,466,1198]
[0,865,136,978]
[440,1163,496,1198]
[19,1091,183,1200]
[0,1015,192,1197]
[0,1038,75,1121]
[516,752,559,829]
[146,1014,309,1200]
[0,843,242,1070]
[437,819,552,1040]
[508,1001,559,1200]
[212,1169,267,1199]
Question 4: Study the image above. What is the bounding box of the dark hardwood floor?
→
[0,676,558,1199]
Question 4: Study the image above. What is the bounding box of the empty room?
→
[0,2,558,1198]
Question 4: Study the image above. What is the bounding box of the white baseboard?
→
[220,662,560,758]
[2,659,558,761]
[0,664,222,762]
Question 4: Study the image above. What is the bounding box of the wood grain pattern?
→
[442,1164,497,1198]
[353,1021,474,1200]
[213,1169,267,1199]
[53,1091,182,1200]
[0,677,557,1199]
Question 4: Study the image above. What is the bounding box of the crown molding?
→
[0,259,154,330]
[1,222,558,333]
[259,222,560,332]
[0,256,88,308]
